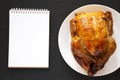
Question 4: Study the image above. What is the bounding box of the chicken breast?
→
[70,11,116,76]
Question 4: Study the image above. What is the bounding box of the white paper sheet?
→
[8,9,49,68]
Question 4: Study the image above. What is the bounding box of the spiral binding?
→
[9,8,49,14]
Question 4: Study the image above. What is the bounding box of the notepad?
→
[8,8,50,68]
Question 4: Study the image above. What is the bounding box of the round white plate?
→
[58,4,120,76]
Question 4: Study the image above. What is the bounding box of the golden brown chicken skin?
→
[70,11,116,76]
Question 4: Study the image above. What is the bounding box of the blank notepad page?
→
[8,9,49,68]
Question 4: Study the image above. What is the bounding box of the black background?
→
[0,0,120,80]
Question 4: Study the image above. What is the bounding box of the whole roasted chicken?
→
[70,11,116,76]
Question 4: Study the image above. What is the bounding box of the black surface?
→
[0,0,120,80]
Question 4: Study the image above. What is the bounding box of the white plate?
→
[58,4,120,76]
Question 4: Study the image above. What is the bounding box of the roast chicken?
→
[70,11,116,76]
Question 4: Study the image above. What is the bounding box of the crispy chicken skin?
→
[70,11,116,76]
